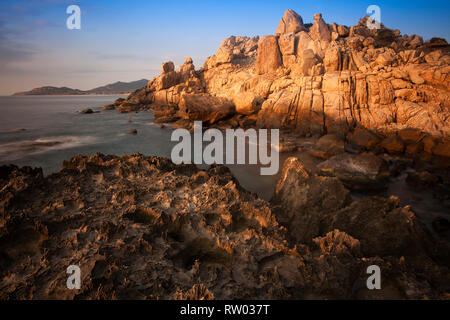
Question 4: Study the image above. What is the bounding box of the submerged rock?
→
[80,108,95,114]
[309,134,345,159]
[317,153,390,191]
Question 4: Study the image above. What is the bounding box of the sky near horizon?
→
[0,0,449,95]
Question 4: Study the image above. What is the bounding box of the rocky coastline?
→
[102,10,449,165]
[1,9,449,300]
[0,153,449,299]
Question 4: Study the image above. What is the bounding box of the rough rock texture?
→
[105,9,450,160]
[271,157,450,299]
[0,155,288,299]
[1,155,449,300]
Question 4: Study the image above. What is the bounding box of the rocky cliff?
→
[107,9,450,159]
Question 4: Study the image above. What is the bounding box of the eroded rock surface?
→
[1,155,449,299]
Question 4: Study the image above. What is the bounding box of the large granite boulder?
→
[178,94,235,124]
[256,35,283,74]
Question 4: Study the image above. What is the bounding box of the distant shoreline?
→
[11,79,148,97]
[4,93,130,97]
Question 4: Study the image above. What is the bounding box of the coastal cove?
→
[0,95,300,200]
[0,95,448,242]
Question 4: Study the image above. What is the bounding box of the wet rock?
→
[406,171,440,190]
[317,153,390,191]
[433,218,450,241]
[309,134,345,159]
[346,128,382,151]
[405,142,424,154]
[381,136,405,154]
[80,108,95,114]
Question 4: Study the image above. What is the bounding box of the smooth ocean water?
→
[0,95,299,200]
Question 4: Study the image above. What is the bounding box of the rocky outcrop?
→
[276,9,306,35]
[178,94,235,124]
[256,35,283,74]
[1,155,449,299]
[104,9,449,161]
[271,157,450,299]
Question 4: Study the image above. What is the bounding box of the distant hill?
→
[13,79,148,96]
[13,86,85,96]
[87,79,149,94]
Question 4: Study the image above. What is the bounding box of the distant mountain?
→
[87,79,149,94]
[13,86,85,96]
[12,79,148,96]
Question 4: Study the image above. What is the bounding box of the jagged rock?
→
[309,13,331,42]
[276,9,305,34]
[272,157,351,243]
[1,155,449,299]
[317,152,390,190]
[337,25,349,37]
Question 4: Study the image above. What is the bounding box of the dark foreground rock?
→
[0,154,449,299]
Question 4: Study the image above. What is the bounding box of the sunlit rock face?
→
[108,9,449,159]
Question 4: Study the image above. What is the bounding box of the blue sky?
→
[0,0,449,95]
